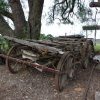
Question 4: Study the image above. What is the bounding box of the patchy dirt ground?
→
[0,64,100,100]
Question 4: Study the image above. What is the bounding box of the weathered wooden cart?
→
[0,35,95,91]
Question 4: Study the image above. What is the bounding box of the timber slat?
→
[83,25,100,30]
[4,36,64,55]
[90,2,100,7]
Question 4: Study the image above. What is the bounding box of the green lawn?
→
[94,44,100,52]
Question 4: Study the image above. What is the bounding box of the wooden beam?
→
[3,36,64,55]
[83,25,100,30]
[59,35,84,38]
[90,2,100,7]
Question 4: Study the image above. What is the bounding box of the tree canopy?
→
[0,0,93,39]
[48,0,92,24]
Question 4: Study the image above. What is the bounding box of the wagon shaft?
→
[0,54,59,73]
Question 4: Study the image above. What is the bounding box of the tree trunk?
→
[0,15,13,36]
[0,0,44,40]
[28,0,44,40]
[8,0,27,38]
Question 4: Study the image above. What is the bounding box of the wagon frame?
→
[0,35,95,91]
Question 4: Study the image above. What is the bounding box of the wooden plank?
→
[54,37,81,41]
[27,39,60,46]
[3,36,64,55]
[53,41,83,45]
[59,35,84,38]
[90,2,100,7]
[83,25,100,30]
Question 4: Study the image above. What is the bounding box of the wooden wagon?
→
[0,35,95,91]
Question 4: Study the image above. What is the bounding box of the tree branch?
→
[51,0,81,24]
[8,0,27,38]
[69,0,76,13]
[53,0,66,19]
[0,10,14,21]
[0,15,13,36]
[28,0,34,11]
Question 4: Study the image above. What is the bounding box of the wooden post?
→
[65,33,67,36]
[94,29,96,45]
[86,30,88,38]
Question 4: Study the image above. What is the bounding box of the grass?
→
[94,44,100,52]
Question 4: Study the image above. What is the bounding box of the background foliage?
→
[40,34,54,40]
[0,36,10,53]
[0,0,8,11]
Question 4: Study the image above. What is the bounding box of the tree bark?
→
[0,0,44,39]
[28,0,44,40]
[0,15,13,36]
[8,0,27,38]
[0,10,14,21]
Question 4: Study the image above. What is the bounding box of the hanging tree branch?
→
[69,0,76,13]
[48,0,91,24]
[51,0,79,24]
[53,0,66,20]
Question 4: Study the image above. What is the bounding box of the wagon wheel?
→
[55,51,76,91]
[82,40,95,68]
[6,44,25,74]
